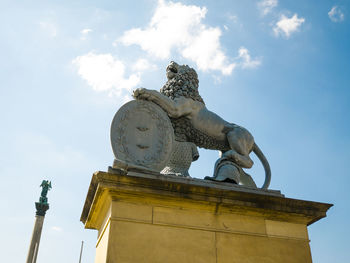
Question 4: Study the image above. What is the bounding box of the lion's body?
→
[133,61,271,188]
[170,116,229,150]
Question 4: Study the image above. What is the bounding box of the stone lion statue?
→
[133,61,271,189]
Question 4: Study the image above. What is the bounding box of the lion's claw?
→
[133,88,146,99]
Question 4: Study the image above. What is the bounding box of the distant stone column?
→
[26,181,52,263]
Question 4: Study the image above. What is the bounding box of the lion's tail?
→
[253,143,271,189]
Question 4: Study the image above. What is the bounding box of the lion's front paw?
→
[133,88,150,100]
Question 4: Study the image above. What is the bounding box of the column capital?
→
[35,202,49,216]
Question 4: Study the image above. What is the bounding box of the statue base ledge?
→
[81,170,332,263]
[108,165,282,196]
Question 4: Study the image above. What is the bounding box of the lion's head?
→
[160,61,204,104]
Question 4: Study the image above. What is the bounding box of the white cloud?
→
[227,14,239,23]
[225,13,243,31]
[118,0,238,75]
[51,226,63,232]
[132,59,157,71]
[258,0,278,15]
[237,47,261,69]
[39,21,58,37]
[181,27,236,75]
[80,28,92,40]
[81,28,92,35]
[328,6,345,22]
[72,52,140,96]
[273,14,305,38]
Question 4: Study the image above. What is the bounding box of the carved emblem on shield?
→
[110,100,174,172]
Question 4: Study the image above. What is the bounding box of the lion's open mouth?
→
[167,65,178,74]
[166,63,178,80]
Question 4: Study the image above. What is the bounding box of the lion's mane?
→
[159,64,229,151]
[160,65,204,104]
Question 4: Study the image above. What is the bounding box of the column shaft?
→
[26,215,45,263]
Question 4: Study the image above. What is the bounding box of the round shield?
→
[110,100,174,172]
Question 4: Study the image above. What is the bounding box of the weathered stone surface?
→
[80,171,332,263]
[110,100,174,172]
[81,171,331,228]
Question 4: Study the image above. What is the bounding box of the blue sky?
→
[0,0,349,262]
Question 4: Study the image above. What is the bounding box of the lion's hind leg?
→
[222,148,253,169]
[226,129,254,168]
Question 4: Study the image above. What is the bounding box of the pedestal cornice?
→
[81,170,332,230]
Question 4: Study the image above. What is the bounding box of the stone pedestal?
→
[81,171,332,263]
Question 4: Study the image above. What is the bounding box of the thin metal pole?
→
[79,241,84,263]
